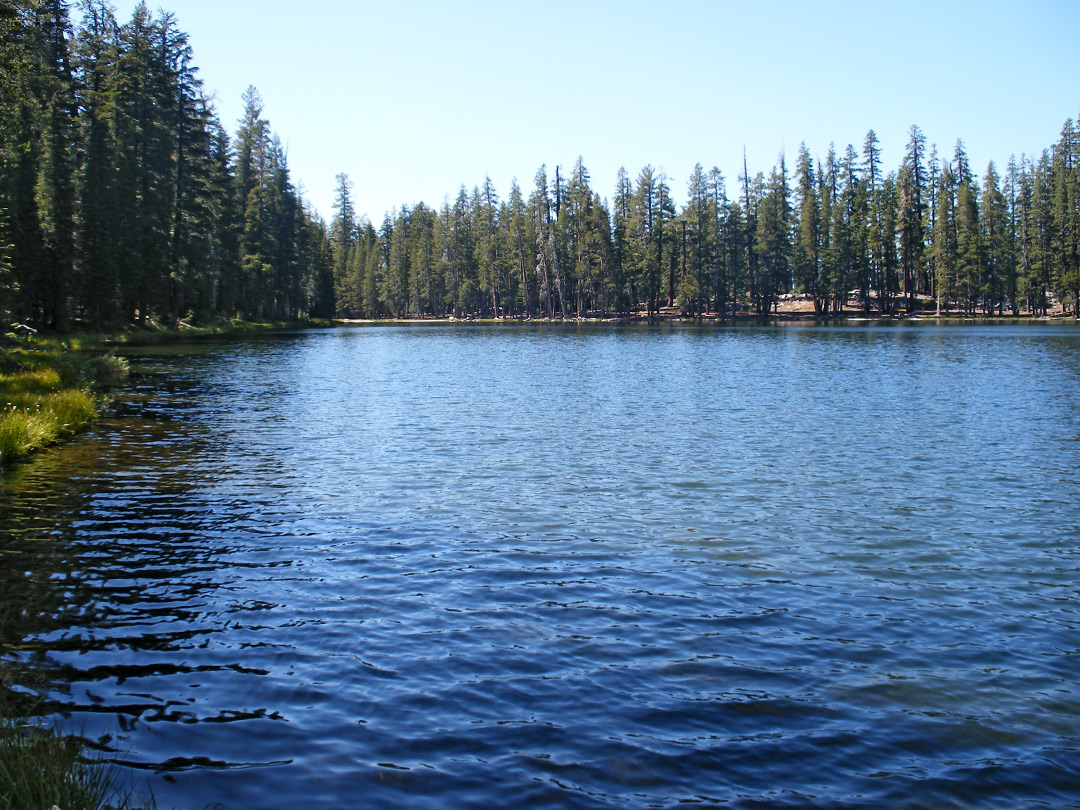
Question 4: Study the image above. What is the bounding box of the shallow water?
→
[2,323,1079,809]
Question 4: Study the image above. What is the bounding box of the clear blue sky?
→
[103,0,1079,223]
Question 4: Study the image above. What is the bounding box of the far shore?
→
[334,301,1077,326]
[4,306,1075,467]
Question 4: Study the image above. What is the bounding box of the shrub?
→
[78,354,130,388]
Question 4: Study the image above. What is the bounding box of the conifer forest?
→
[2,0,1079,328]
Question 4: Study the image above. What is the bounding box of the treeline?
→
[0,0,334,330]
[333,125,1080,320]
[3,2,1078,329]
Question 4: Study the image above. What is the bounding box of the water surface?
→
[2,323,1079,809]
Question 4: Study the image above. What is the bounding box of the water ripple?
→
[2,324,1080,809]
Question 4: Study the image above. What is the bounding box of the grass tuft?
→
[0,717,125,810]
[0,346,118,466]
[0,389,97,464]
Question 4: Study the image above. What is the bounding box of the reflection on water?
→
[2,323,1080,809]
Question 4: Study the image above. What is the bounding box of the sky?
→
[100,0,1080,223]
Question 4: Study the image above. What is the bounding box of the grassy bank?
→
[0,650,145,808]
[0,336,127,467]
[0,325,202,807]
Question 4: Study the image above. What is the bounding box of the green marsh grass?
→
[0,338,127,466]
[0,717,133,810]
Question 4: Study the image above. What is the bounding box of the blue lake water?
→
[2,322,1079,809]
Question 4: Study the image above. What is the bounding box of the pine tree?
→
[381,206,407,317]
[879,173,900,312]
[530,166,554,319]
[980,161,1009,314]
[2,0,79,327]
[114,4,173,322]
[898,125,927,310]
[925,144,940,307]
[0,0,24,321]
[631,165,662,318]
[564,156,597,317]
[549,166,568,319]
[933,158,958,315]
[207,120,239,317]
[234,85,278,317]
[954,141,981,315]
[656,170,676,311]
[330,171,356,303]
[826,145,859,312]
[610,167,633,315]
[706,167,729,316]
[679,163,710,315]
[432,204,451,318]
[739,151,759,309]
[361,220,379,318]
[474,175,500,317]
[754,156,792,314]
[863,130,884,312]
[408,202,437,317]
[447,185,474,317]
[166,16,220,322]
[505,179,531,318]
[1,2,39,324]
[267,137,303,318]
[816,157,833,313]
[793,143,823,312]
[305,208,335,319]
[1031,152,1056,314]
[0,3,328,327]
[1002,156,1021,315]
[1052,118,1080,315]
[590,194,613,317]
[73,0,121,325]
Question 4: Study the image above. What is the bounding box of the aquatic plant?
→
[0,717,123,810]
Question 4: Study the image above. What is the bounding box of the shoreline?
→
[0,316,333,808]
[334,311,1079,326]
[0,318,332,469]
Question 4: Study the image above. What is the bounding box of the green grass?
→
[0,338,128,467]
[0,390,97,461]
[0,716,137,810]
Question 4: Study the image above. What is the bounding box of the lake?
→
[2,322,1079,809]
